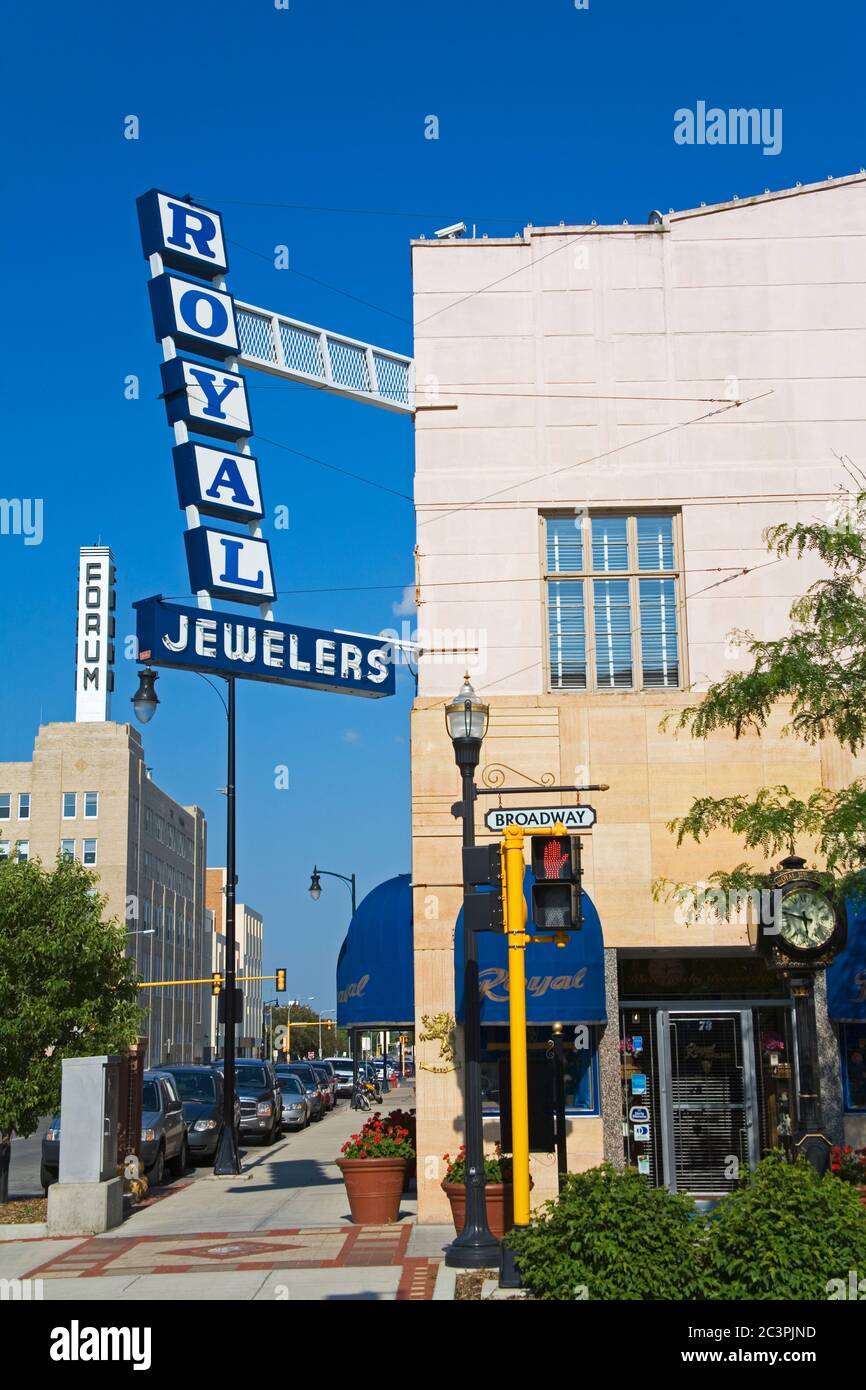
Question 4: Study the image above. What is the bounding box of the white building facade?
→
[409,174,866,1222]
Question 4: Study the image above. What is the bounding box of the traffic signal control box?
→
[462,843,505,933]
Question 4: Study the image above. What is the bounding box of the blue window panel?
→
[545,516,583,573]
[593,578,633,687]
[548,580,587,689]
[591,516,629,572]
[639,578,679,688]
[637,515,676,571]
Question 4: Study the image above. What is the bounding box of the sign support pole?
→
[215,675,242,1175]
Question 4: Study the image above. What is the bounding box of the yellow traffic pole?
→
[503,824,531,1230]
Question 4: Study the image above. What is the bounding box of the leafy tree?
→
[0,853,140,1201]
[270,1001,348,1059]
[655,488,866,906]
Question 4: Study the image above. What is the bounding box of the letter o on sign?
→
[86,586,101,607]
[179,288,229,338]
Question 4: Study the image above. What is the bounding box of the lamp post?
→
[132,665,242,1177]
[309,865,358,1076]
[445,674,499,1268]
[308,867,357,914]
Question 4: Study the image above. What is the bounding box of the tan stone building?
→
[206,868,265,1059]
[409,174,866,1222]
[0,720,208,1067]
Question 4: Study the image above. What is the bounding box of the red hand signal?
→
[542,840,569,878]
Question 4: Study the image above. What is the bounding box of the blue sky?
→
[2,0,863,1003]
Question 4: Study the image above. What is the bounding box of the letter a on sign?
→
[173,442,264,522]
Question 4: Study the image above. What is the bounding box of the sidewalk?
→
[0,1086,453,1301]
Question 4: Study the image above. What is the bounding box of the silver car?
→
[279,1073,311,1130]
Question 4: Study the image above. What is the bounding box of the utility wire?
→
[228,237,412,326]
[418,392,775,531]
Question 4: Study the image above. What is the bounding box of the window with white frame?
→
[0,794,10,821]
[84,791,98,819]
[63,792,77,818]
[82,838,97,866]
[545,512,681,691]
[60,839,75,860]
[0,842,9,859]
[16,841,29,863]
[18,793,30,820]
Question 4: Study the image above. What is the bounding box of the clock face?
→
[778,888,836,952]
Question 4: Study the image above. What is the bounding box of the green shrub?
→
[504,1163,705,1300]
[703,1151,866,1300]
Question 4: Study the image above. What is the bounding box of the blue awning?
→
[336,874,414,1029]
[454,868,607,1026]
[827,895,866,1022]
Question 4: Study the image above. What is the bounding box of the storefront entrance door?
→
[659,1011,759,1196]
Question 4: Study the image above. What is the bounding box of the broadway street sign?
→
[484,805,597,833]
[134,596,395,698]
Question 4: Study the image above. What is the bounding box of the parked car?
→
[159,1065,240,1162]
[278,1073,310,1130]
[276,1063,325,1121]
[213,1059,282,1144]
[316,1059,339,1107]
[311,1062,336,1110]
[140,1070,189,1185]
[323,1057,355,1099]
[40,1118,61,1192]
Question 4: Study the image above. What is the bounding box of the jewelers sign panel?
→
[134,597,395,698]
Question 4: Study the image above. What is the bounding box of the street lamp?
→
[308,866,356,913]
[132,667,242,1177]
[131,668,159,723]
[444,674,499,1269]
[309,865,358,1075]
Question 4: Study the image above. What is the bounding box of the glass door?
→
[662,1011,758,1196]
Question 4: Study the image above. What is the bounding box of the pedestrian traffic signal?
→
[275,967,286,992]
[212,972,223,996]
[530,833,582,931]
[462,843,505,933]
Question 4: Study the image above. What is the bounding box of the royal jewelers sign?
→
[134,187,395,700]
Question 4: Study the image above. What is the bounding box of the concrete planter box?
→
[336,1157,408,1224]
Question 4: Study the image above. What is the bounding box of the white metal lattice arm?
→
[235,299,414,415]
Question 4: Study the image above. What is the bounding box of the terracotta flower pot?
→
[442,1180,514,1240]
[403,1156,417,1192]
[337,1157,408,1224]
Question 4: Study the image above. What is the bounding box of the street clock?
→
[761,856,847,968]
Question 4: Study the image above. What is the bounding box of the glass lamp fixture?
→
[445,673,489,744]
[131,668,160,724]
[308,868,322,901]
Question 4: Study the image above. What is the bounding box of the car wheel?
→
[168,1136,188,1178]
[148,1145,166,1187]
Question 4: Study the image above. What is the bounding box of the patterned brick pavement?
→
[23,1224,439,1299]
